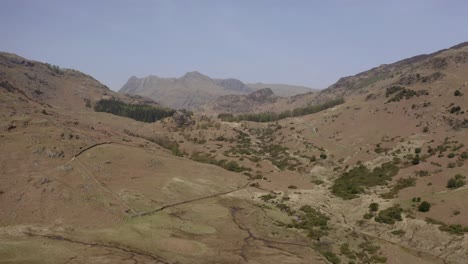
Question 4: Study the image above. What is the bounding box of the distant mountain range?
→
[119,71,316,109]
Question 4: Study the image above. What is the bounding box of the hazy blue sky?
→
[1,0,467,90]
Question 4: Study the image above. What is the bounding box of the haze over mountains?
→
[119,72,316,110]
[1,42,468,264]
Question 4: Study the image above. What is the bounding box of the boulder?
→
[172,109,194,127]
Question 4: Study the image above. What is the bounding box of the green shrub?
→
[322,251,341,264]
[391,229,406,236]
[381,177,416,199]
[289,205,330,240]
[415,170,429,177]
[363,213,373,219]
[375,205,403,225]
[259,193,277,202]
[386,86,428,103]
[447,174,465,189]
[418,201,431,212]
[450,106,461,114]
[340,243,355,260]
[439,224,468,235]
[411,155,421,165]
[461,151,468,159]
[369,203,379,212]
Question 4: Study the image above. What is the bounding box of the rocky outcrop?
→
[172,109,194,127]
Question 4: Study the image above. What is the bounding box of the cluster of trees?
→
[94,99,175,123]
[218,98,345,122]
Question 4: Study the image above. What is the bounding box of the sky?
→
[1,0,467,90]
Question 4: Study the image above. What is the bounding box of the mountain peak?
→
[181,71,209,80]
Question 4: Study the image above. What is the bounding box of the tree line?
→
[218,97,345,122]
[94,99,175,123]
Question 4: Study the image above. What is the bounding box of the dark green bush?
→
[418,201,431,212]
[411,155,421,165]
[260,193,277,202]
[369,203,379,212]
[450,106,461,114]
[289,205,330,240]
[322,251,341,264]
[375,205,403,225]
[447,174,465,189]
[363,213,373,219]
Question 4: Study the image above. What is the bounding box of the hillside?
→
[322,42,468,97]
[1,42,468,264]
[0,53,325,264]
[205,42,468,117]
[147,42,468,263]
[119,71,255,110]
[0,52,160,109]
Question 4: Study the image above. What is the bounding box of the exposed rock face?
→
[172,109,194,127]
